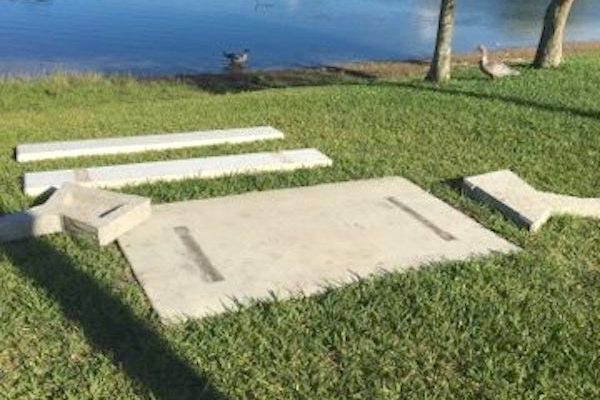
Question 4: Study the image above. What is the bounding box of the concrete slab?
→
[1,184,151,246]
[463,169,600,232]
[118,177,518,322]
[23,148,333,196]
[16,126,284,162]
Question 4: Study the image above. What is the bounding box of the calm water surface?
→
[1,0,599,75]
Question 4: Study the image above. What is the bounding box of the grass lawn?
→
[0,55,599,399]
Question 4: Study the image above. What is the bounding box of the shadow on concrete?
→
[383,80,600,121]
[1,239,225,400]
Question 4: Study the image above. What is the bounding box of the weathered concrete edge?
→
[462,180,538,231]
[95,199,152,246]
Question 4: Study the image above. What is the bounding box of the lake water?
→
[1,0,599,75]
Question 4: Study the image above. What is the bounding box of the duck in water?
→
[478,45,520,79]
[223,49,250,68]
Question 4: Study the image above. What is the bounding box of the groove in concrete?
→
[174,226,224,283]
[386,196,457,241]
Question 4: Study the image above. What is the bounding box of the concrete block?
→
[118,177,518,322]
[463,169,600,232]
[0,184,151,246]
[23,149,333,196]
[16,126,284,162]
[0,209,62,243]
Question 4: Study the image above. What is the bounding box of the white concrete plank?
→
[16,126,284,162]
[23,149,333,196]
[118,177,519,322]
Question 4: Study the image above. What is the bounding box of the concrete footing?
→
[0,184,151,246]
[463,169,600,232]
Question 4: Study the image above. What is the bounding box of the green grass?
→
[1,57,599,399]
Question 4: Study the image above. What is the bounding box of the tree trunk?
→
[427,0,456,83]
[534,0,575,68]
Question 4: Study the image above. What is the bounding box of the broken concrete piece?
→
[16,126,285,162]
[0,184,151,246]
[463,169,600,232]
[23,148,333,196]
[118,177,518,322]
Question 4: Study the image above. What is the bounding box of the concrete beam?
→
[16,126,284,162]
[23,149,333,196]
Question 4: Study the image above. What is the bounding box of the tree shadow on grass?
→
[1,239,225,400]
[149,66,379,94]
[383,80,600,121]
[159,63,600,123]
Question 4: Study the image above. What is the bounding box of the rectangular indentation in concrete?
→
[23,148,333,196]
[174,226,224,283]
[16,126,285,162]
[98,204,125,219]
[386,196,456,241]
[118,177,518,322]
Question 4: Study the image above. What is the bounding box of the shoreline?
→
[2,41,600,86]
[159,41,600,93]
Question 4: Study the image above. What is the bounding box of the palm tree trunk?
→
[427,0,456,83]
[534,0,576,68]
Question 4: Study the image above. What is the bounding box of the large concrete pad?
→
[23,148,333,196]
[1,184,151,246]
[463,169,600,232]
[118,177,518,322]
[16,126,284,162]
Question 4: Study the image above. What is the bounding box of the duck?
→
[478,45,520,79]
[223,49,250,68]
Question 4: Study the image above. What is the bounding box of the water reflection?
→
[0,0,598,75]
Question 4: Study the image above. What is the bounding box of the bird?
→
[478,45,520,79]
[223,49,250,68]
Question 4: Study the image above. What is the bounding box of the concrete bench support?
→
[1,184,151,246]
[463,169,600,232]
